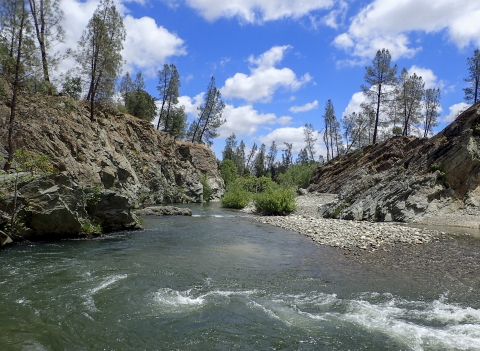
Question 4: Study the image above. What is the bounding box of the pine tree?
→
[296,149,309,164]
[234,140,246,175]
[266,141,277,172]
[222,133,237,161]
[282,143,293,168]
[303,123,317,161]
[0,0,38,170]
[124,72,157,121]
[423,88,440,137]
[245,142,257,174]
[75,0,125,122]
[28,0,65,89]
[362,49,397,143]
[322,100,337,160]
[253,143,266,177]
[191,76,225,146]
[464,49,480,104]
[157,64,180,131]
[396,68,424,136]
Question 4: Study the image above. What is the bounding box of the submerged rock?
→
[135,206,192,216]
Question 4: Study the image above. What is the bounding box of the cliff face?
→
[0,95,225,205]
[309,102,480,222]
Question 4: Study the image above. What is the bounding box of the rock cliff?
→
[0,95,224,204]
[309,101,480,222]
[0,95,224,244]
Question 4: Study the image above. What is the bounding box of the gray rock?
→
[86,189,141,232]
[135,206,192,216]
[0,230,12,247]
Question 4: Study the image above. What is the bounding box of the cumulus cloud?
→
[289,100,319,113]
[407,65,444,90]
[218,104,292,138]
[334,0,480,60]
[184,0,335,23]
[56,0,186,78]
[123,16,186,75]
[444,102,470,122]
[341,92,366,118]
[221,46,312,102]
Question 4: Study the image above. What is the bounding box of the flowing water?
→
[1,203,480,350]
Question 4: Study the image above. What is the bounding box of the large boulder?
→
[86,188,141,232]
[0,173,141,242]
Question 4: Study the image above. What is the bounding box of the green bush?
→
[220,159,237,187]
[277,163,316,189]
[221,188,251,209]
[254,187,296,215]
[200,173,213,201]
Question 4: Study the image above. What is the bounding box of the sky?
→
[56,0,480,159]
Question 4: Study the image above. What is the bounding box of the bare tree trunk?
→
[4,3,26,172]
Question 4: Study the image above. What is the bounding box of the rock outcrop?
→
[0,95,224,205]
[0,173,140,242]
[0,95,225,245]
[135,206,192,216]
[309,102,480,222]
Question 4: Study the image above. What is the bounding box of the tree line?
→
[0,0,226,172]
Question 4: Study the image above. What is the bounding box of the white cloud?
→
[342,92,365,118]
[407,65,444,90]
[221,46,312,102]
[123,16,186,76]
[218,104,292,138]
[185,0,335,23]
[57,0,186,78]
[178,93,204,114]
[258,127,326,156]
[444,102,470,122]
[334,0,480,60]
[289,100,319,113]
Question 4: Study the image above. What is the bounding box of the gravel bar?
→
[252,193,450,252]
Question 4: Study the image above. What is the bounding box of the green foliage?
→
[221,188,251,209]
[13,149,53,175]
[254,187,296,215]
[62,76,82,100]
[64,98,76,113]
[332,202,350,218]
[221,175,276,209]
[277,163,316,189]
[86,184,102,208]
[81,220,102,235]
[200,174,213,201]
[473,123,480,136]
[125,89,157,121]
[392,126,403,136]
[430,162,442,172]
[220,159,237,187]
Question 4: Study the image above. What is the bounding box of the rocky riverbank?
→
[252,193,473,252]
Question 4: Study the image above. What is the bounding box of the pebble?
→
[252,193,443,252]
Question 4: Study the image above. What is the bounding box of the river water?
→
[1,203,480,350]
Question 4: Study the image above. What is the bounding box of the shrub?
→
[221,188,251,209]
[277,163,316,189]
[220,159,237,187]
[200,173,213,201]
[254,187,296,215]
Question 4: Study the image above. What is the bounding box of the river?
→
[1,203,479,350]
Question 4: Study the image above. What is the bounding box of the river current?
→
[1,203,479,350]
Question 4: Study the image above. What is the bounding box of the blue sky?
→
[58,0,480,159]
